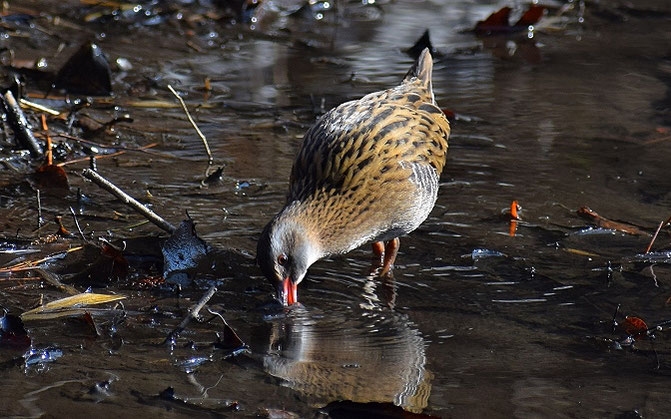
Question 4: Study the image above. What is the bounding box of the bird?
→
[257,48,450,306]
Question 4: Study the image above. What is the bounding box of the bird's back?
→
[284,50,450,254]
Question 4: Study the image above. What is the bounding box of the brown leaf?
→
[101,241,129,280]
[621,316,648,337]
[35,164,69,189]
[515,5,545,27]
[475,7,511,33]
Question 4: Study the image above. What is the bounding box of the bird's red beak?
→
[281,277,298,306]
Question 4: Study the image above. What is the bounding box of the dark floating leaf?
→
[158,386,177,401]
[0,313,31,348]
[162,219,209,284]
[406,30,435,60]
[321,400,440,419]
[55,41,112,96]
[100,240,130,281]
[64,311,101,338]
[213,320,246,354]
[203,166,225,185]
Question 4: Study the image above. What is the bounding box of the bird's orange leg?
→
[379,238,400,277]
[372,241,385,266]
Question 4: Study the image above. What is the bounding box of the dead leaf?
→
[34,164,70,189]
[475,7,511,33]
[21,292,125,321]
[515,5,545,27]
[621,316,648,337]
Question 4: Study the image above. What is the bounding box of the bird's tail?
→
[403,48,433,93]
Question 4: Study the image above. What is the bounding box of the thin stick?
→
[645,215,671,254]
[162,284,218,345]
[81,169,176,234]
[36,189,42,233]
[2,90,43,157]
[69,206,87,242]
[167,84,213,164]
[58,142,159,167]
[19,98,60,116]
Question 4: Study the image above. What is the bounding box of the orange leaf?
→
[510,200,521,220]
[509,220,517,237]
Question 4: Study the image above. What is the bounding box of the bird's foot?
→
[370,238,400,277]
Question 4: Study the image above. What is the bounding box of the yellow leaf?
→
[21,293,125,321]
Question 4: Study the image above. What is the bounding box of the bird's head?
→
[257,216,320,306]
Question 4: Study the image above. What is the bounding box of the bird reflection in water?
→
[258,279,431,413]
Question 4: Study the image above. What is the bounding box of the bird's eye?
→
[277,253,289,266]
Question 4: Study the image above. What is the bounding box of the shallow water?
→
[2,0,671,417]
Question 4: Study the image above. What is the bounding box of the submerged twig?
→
[34,268,79,295]
[645,215,671,254]
[0,246,84,273]
[167,84,213,164]
[58,142,160,167]
[81,169,176,234]
[162,284,218,345]
[577,206,649,236]
[1,90,43,157]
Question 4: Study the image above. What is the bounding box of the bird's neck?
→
[280,198,374,257]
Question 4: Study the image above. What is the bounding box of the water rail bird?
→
[257,48,450,306]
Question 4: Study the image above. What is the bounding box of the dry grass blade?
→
[167,84,213,163]
[0,246,84,273]
[646,215,671,253]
